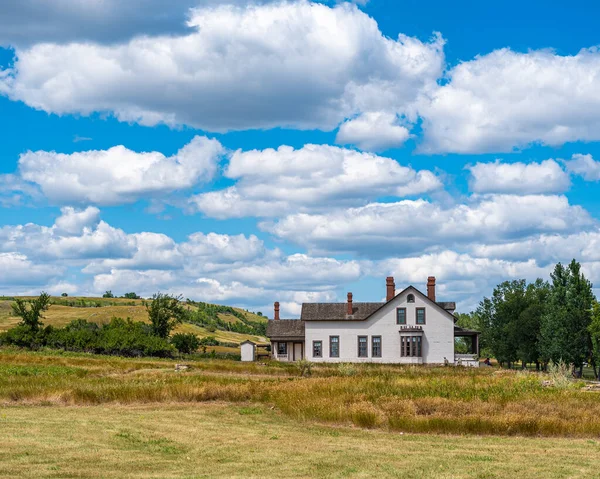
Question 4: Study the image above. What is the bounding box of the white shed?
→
[240,340,256,362]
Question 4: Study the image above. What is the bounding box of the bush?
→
[199,336,219,346]
[171,333,200,354]
[0,324,50,349]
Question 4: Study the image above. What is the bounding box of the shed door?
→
[294,343,303,361]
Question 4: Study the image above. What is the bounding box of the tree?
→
[588,301,600,380]
[123,292,140,299]
[61,293,68,297]
[102,291,115,298]
[539,260,594,372]
[146,293,185,339]
[11,292,51,332]
[475,279,548,368]
[171,333,200,354]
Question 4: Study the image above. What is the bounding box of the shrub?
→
[171,333,200,354]
[296,359,313,377]
[199,336,219,346]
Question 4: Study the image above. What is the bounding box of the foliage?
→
[61,293,68,297]
[475,279,549,367]
[546,360,575,389]
[103,291,115,298]
[123,292,141,299]
[296,359,312,377]
[171,333,200,354]
[199,336,219,346]
[1,318,175,358]
[539,260,593,369]
[185,301,267,336]
[11,292,51,332]
[146,293,186,339]
[588,300,600,380]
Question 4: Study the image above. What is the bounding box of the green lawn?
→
[1,403,599,479]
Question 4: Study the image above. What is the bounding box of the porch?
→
[454,326,480,367]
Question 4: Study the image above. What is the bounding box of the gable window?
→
[407,294,415,303]
[401,336,422,357]
[416,307,426,325]
[372,336,382,358]
[329,336,339,358]
[313,340,323,358]
[396,307,407,325]
[277,342,287,356]
[358,336,368,358]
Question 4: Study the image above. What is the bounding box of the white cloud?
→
[0,2,444,132]
[564,153,600,181]
[0,253,62,288]
[0,207,134,261]
[191,144,442,218]
[336,112,411,151]
[418,47,600,153]
[17,136,223,205]
[264,194,594,257]
[467,159,570,194]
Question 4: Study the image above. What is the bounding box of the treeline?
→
[0,292,238,359]
[184,301,267,336]
[461,260,600,378]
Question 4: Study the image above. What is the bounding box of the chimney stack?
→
[386,276,395,302]
[274,301,280,321]
[347,292,353,316]
[427,276,436,302]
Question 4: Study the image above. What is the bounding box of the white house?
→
[266,276,479,366]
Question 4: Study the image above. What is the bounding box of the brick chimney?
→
[347,292,353,316]
[274,301,280,321]
[427,276,436,302]
[386,276,395,302]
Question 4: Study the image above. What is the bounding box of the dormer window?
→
[407,294,415,303]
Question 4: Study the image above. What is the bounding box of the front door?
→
[293,342,303,361]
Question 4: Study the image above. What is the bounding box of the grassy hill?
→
[0,296,269,350]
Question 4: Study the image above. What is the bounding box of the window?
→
[400,336,422,357]
[407,294,415,303]
[358,336,368,357]
[313,340,323,358]
[416,307,426,325]
[396,307,406,324]
[372,336,382,357]
[329,336,339,358]
[277,342,287,356]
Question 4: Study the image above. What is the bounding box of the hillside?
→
[0,296,269,348]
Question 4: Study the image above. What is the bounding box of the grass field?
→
[2,403,599,479]
[2,349,600,478]
[0,297,268,347]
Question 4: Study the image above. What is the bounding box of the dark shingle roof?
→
[301,302,383,321]
[266,320,305,339]
[437,302,456,311]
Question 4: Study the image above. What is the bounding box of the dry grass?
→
[1,403,599,479]
[1,349,599,438]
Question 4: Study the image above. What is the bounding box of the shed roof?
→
[266,319,305,340]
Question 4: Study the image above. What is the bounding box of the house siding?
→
[304,288,454,364]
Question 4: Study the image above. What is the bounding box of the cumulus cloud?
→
[467,159,570,194]
[0,2,444,132]
[263,195,594,257]
[191,144,442,218]
[0,252,63,288]
[336,112,411,151]
[564,153,600,181]
[0,206,134,260]
[17,136,223,205]
[418,47,600,153]
[0,0,198,47]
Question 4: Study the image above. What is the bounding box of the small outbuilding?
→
[240,340,257,362]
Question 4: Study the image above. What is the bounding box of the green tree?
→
[11,292,51,332]
[539,260,594,372]
[123,292,140,299]
[588,301,600,380]
[146,293,185,339]
[102,290,115,298]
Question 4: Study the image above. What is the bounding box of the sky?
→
[2,0,600,317]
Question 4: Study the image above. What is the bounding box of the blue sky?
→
[1,0,600,316]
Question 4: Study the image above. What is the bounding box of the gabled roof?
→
[300,285,457,322]
[266,319,305,340]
